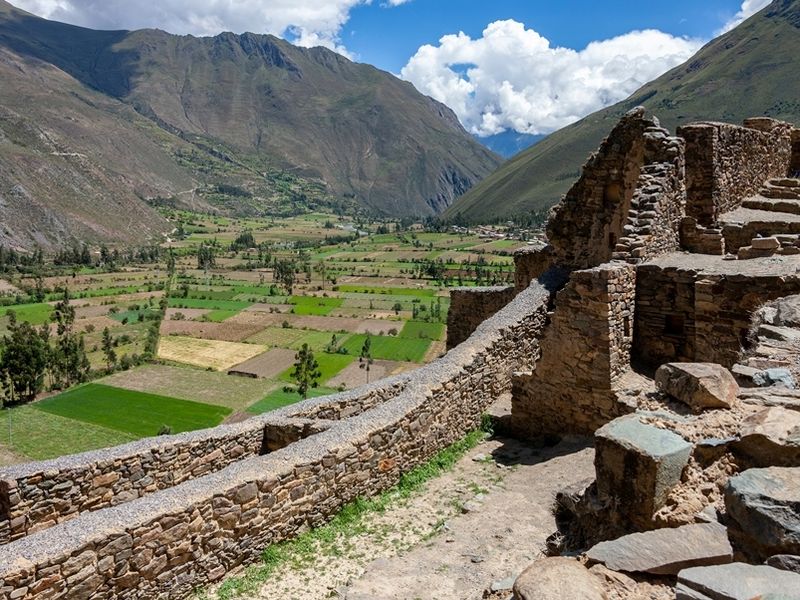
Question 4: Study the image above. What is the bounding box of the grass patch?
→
[278,352,355,384]
[334,285,437,297]
[247,386,339,415]
[288,296,344,316]
[399,321,445,341]
[203,428,487,600]
[340,334,431,363]
[246,328,347,352]
[0,302,53,325]
[36,384,231,437]
[168,298,251,311]
[204,309,240,322]
[0,405,137,461]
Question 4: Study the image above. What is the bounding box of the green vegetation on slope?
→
[447,0,800,222]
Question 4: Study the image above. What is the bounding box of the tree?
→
[392,302,403,316]
[50,288,89,388]
[101,327,117,372]
[359,334,374,384]
[314,260,328,290]
[291,343,321,399]
[0,313,49,404]
[273,258,296,294]
[197,242,216,271]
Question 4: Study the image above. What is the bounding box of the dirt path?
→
[243,436,594,600]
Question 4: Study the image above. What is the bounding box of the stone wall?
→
[679,118,794,226]
[792,128,800,175]
[0,374,413,545]
[514,245,554,292]
[446,285,516,349]
[633,253,800,369]
[510,262,637,439]
[612,123,685,263]
[680,217,725,255]
[546,108,650,270]
[0,275,557,600]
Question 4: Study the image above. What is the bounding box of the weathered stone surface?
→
[725,467,800,560]
[751,236,781,250]
[734,408,800,467]
[513,557,606,600]
[775,295,800,327]
[655,363,738,411]
[585,522,732,575]
[753,367,797,389]
[595,415,691,529]
[766,554,800,574]
[676,563,800,600]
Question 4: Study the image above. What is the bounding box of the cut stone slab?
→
[739,387,800,411]
[676,563,800,600]
[513,557,605,600]
[595,415,692,528]
[758,324,800,343]
[655,363,738,411]
[725,467,800,560]
[776,295,800,328]
[586,522,732,575]
[734,407,800,467]
[753,368,797,389]
[751,236,781,250]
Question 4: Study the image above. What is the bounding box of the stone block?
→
[655,363,738,411]
[751,236,781,250]
[586,522,732,575]
[676,563,800,600]
[734,408,800,467]
[513,557,606,600]
[595,415,692,527]
[725,467,800,561]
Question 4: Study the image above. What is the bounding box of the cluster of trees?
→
[0,290,89,404]
[54,244,162,268]
[0,246,44,272]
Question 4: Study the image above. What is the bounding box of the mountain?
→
[446,0,800,223]
[476,132,545,158]
[0,1,500,249]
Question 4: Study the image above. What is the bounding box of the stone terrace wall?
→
[0,372,413,545]
[0,277,556,600]
[634,253,800,369]
[612,125,685,263]
[679,118,794,226]
[514,245,554,292]
[792,128,800,175]
[546,107,651,270]
[510,262,636,439]
[446,285,516,349]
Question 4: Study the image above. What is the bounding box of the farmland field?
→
[37,384,231,436]
[0,211,533,464]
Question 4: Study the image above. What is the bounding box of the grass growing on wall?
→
[200,427,488,600]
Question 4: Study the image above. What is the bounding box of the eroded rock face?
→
[734,407,800,467]
[513,557,606,600]
[655,363,738,411]
[676,563,800,600]
[595,415,692,529]
[585,522,732,575]
[725,467,800,561]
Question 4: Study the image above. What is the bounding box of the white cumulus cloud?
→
[718,0,772,34]
[400,20,703,136]
[10,0,407,56]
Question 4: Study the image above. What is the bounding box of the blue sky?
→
[342,1,757,73]
[14,0,770,136]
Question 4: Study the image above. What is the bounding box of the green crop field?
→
[340,334,431,363]
[0,406,137,461]
[279,352,355,384]
[400,321,445,341]
[36,384,231,437]
[289,296,344,316]
[0,302,54,325]
[334,285,437,297]
[246,327,347,352]
[205,309,240,322]
[167,298,251,311]
[247,386,339,415]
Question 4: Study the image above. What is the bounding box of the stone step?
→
[761,184,800,200]
[742,196,800,216]
[768,177,800,188]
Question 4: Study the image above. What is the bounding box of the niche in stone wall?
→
[604,182,623,207]
[664,314,685,336]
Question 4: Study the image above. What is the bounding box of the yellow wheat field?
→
[157,336,266,371]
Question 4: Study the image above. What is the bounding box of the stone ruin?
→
[1,107,800,598]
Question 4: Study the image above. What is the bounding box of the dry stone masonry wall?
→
[446,285,515,349]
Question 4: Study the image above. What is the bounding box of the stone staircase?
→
[742,178,800,214]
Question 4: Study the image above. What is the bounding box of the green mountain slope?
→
[0,1,501,249]
[447,0,800,223]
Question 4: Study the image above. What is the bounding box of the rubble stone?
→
[655,363,738,411]
[734,408,800,467]
[676,563,800,600]
[513,557,606,600]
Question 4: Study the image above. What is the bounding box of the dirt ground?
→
[231,436,594,600]
[160,320,265,343]
[157,336,266,371]
[227,348,297,379]
[326,359,417,389]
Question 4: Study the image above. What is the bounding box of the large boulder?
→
[676,563,800,600]
[775,295,800,328]
[595,415,691,529]
[734,407,800,467]
[585,522,732,575]
[655,363,738,411]
[513,557,606,600]
[725,467,800,561]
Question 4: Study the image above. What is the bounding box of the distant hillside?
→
[0,0,500,249]
[447,0,800,223]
